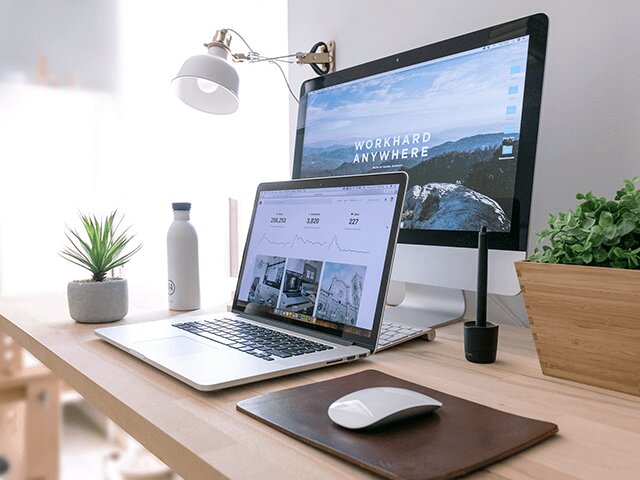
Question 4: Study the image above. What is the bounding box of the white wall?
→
[115,0,290,302]
[0,0,289,302]
[287,0,640,325]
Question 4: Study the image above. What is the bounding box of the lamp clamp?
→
[296,51,331,64]
[296,40,335,74]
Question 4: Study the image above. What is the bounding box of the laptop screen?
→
[233,173,406,347]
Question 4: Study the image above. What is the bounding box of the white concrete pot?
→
[67,278,128,323]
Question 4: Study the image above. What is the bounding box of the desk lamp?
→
[172,28,336,114]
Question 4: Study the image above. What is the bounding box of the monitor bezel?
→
[231,171,408,352]
[291,13,548,251]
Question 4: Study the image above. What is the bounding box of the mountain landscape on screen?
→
[300,133,518,232]
[298,37,529,233]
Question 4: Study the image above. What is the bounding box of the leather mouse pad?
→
[237,369,558,480]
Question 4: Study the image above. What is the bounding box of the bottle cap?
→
[172,202,191,211]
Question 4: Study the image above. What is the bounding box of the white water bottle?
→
[167,202,201,311]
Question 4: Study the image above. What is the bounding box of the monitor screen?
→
[233,173,406,344]
[292,14,548,251]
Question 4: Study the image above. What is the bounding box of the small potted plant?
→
[515,177,640,396]
[61,211,142,323]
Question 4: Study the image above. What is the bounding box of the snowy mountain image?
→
[402,182,509,231]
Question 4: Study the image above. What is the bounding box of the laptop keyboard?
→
[173,318,333,361]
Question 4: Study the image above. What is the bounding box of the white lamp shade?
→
[172,46,240,114]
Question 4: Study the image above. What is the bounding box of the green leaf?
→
[581,252,593,264]
[60,210,142,280]
[582,217,595,229]
[624,177,638,192]
[604,200,618,211]
[610,246,625,259]
[599,211,614,227]
[603,225,617,240]
[617,220,635,237]
[593,248,608,263]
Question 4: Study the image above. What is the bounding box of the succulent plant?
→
[60,211,142,281]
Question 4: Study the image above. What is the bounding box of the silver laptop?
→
[96,172,408,391]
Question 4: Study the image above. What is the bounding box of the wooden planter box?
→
[515,260,640,396]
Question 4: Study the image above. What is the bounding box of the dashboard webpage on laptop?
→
[236,184,400,338]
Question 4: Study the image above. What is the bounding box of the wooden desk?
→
[0,330,60,480]
[1,293,639,480]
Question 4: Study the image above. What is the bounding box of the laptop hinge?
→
[235,311,354,347]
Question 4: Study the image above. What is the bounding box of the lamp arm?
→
[246,53,298,63]
[228,50,300,103]
[219,28,335,74]
[201,28,335,103]
[240,44,334,75]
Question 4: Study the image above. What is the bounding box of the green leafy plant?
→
[530,177,640,269]
[60,211,142,282]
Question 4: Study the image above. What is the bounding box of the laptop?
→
[96,172,408,391]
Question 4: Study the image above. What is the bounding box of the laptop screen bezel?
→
[231,172,408,352]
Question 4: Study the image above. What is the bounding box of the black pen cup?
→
[464,321,499,364]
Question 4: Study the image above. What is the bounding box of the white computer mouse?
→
[327,387,442,430]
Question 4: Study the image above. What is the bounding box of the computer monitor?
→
[291,14,548,326]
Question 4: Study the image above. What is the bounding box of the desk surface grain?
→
[1,292,639,480]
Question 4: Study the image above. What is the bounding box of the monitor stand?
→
[383,281,465,328]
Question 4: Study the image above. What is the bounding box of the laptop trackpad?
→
[135,336,219,358]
